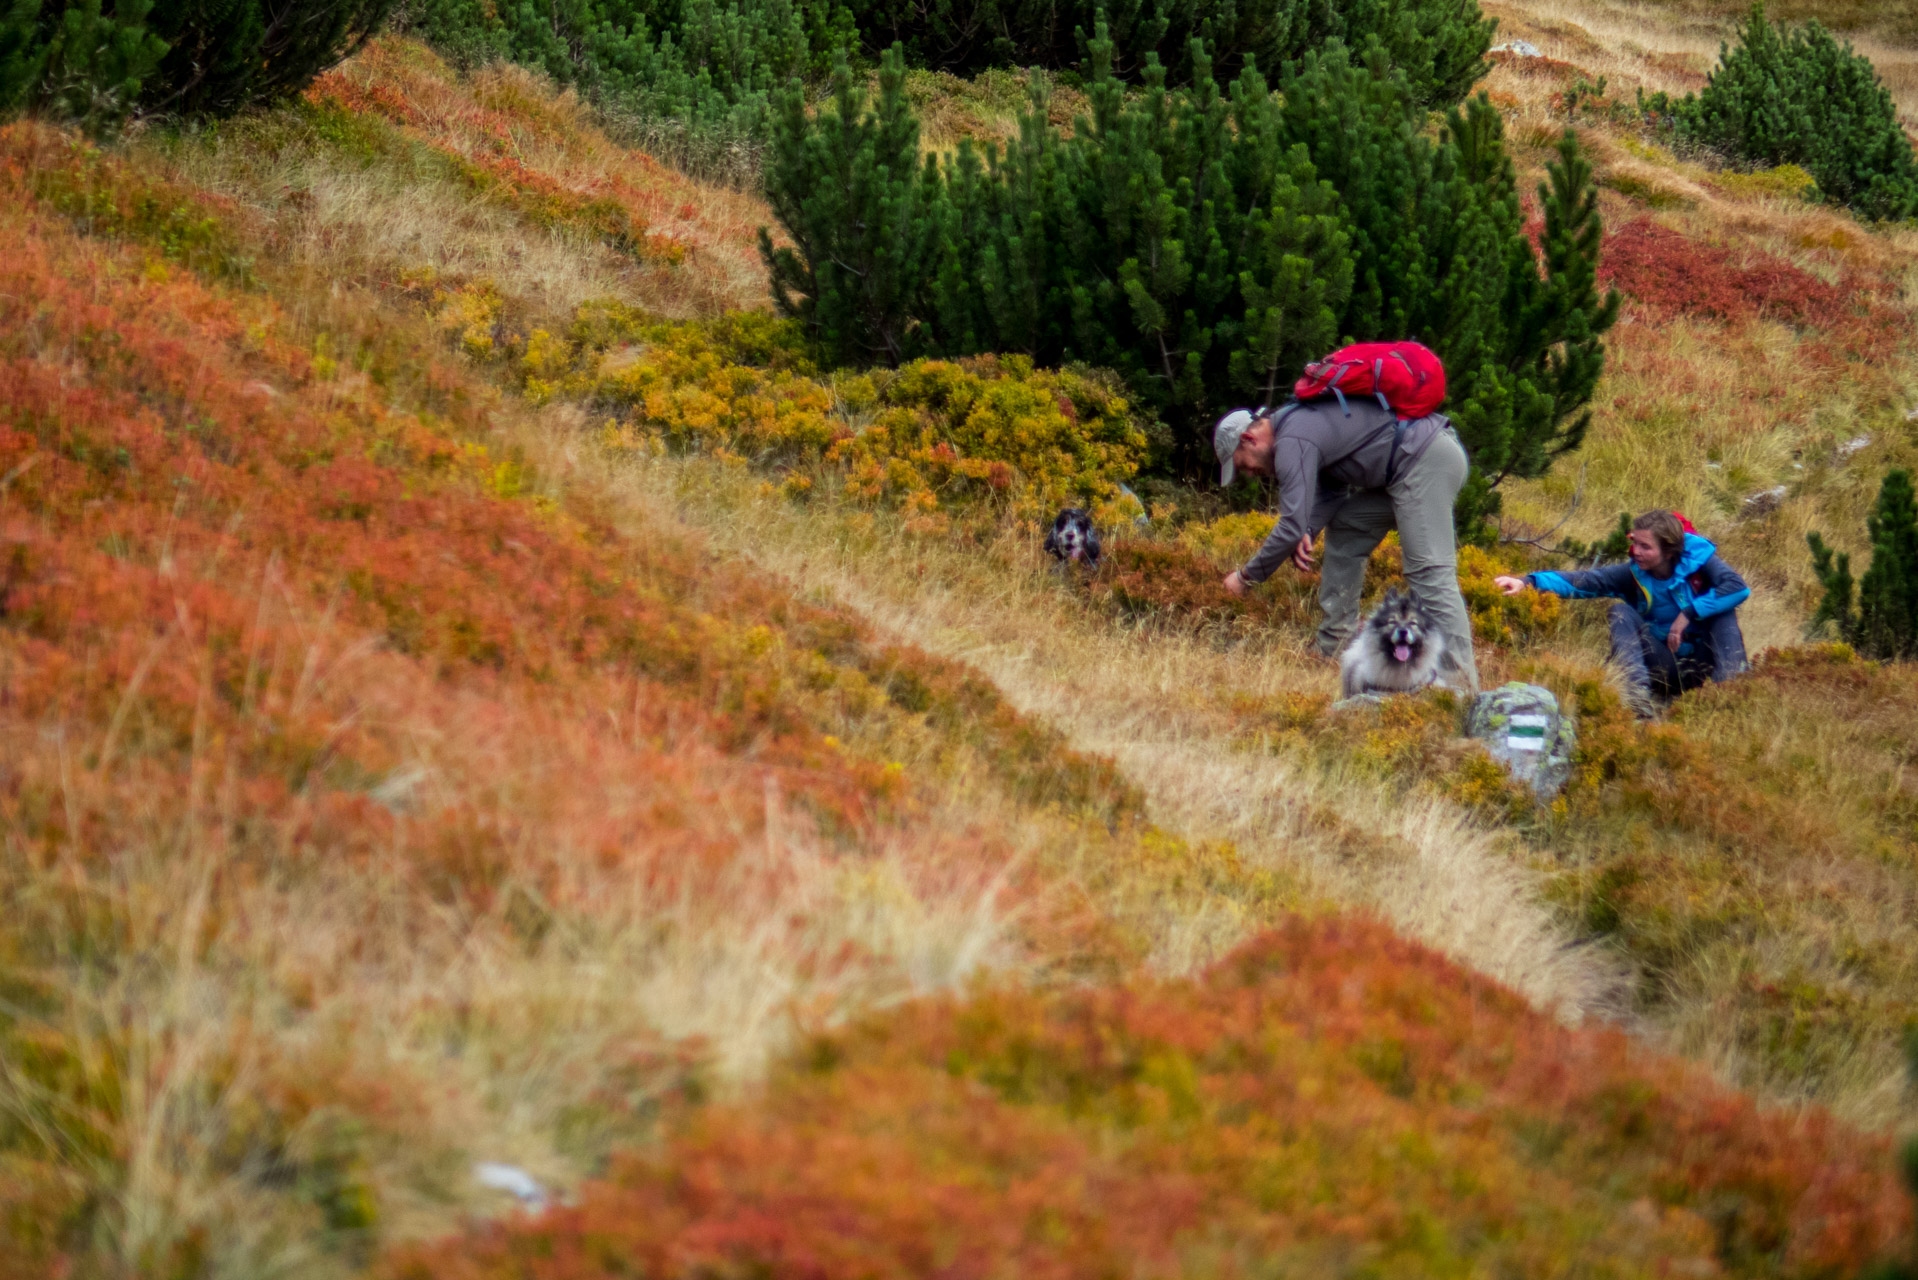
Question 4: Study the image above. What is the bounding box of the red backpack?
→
[1293,341,1447,420]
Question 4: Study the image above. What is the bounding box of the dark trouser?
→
[1608,602,1748,701]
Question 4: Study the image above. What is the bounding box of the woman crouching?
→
[1495,511,1749,715]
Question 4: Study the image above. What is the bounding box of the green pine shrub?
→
[397,0,830,177]
[759,47,939,366]
[1650,3,1918,222]
[836,0,1492,104]
[142,0,395,115]
[1557,511,1632,567]
[1277,43,1617,534]
[0,0,165,135]
[760,31,1616,533]
[1809,469,1918,660]
[0,0,391,134]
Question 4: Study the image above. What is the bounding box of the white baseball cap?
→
[1214,409,1254,486]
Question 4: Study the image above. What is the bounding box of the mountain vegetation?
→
[1646,2,1918,220]
[0,0,1914,1275]
[0,0,393,132]
[1811,468,1918,659]
[761,32,1617,528]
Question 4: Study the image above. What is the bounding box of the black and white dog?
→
[1043,508,1102,566]
[1340,587,1446,698]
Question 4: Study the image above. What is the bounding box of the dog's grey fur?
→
[1043,508,1101,565]
[1340,587,1445,698]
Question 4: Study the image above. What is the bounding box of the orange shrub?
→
[1089,539,1320,632]
[305,47,684,264]
[0,137,1163,1268]
[388,918,1913,1280]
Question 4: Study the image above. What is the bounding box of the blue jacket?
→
[1528,533,1750,656]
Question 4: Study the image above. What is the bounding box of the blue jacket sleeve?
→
[1685,555,1750,620]
[1528,563,1637,601]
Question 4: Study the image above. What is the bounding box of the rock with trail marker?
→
[1465,682,1575,799]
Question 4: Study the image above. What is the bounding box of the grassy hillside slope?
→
[0,7,1916,1279]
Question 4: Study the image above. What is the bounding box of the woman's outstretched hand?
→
[1494,574,1529,596]
[1223,570,1247,598]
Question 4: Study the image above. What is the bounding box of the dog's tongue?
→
[1393,643,1413,662]
[1069,547,1084,562]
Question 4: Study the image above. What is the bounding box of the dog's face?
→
[1368,588,1431,666]
[1045,508,1100,564]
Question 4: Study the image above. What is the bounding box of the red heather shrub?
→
[1090,540,1319,632]
[0,123,1145,919]
[0,114,1178,1267]
[305,44,683,264]
[1599,217,1853,329]
[388,918,1912,1280]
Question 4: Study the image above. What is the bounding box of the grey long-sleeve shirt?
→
[1240,400,1447,585]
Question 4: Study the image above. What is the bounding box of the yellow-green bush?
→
[1711,163,1818,202]
[1366,535,1562,646]
[831,356,1144,520]
[420,285,1149,522]
[1177,511,1279,568]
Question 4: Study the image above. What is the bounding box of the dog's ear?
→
[1380,586,1399,609]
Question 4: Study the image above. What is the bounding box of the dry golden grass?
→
[1477,0,1918,617]
[592,455,1626,1022]
[151,39,772,324]
[1486,0,1918,121]
[9,15,1918,1275]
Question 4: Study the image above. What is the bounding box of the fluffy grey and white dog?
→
[1043,508,1101,566]
[1339,587,1446,698]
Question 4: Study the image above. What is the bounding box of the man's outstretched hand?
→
[1225,536,1314,596]
[1494,574,1529,596]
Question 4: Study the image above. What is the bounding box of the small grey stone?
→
[474,1162,548,1212]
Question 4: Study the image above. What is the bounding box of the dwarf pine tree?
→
[1808,528,1859,646]
[1058,30,1352,472]
[760,47,941,366]
[1858,470,1918,659]
[919,28,1351,475]
[0,0,47,114]
[142,0,394,115]
[1276,41,1616,534]
[1810,469,1918,660]
[0,0,392,131]
[1306,0,1495,108]
[1663,3,1918,222]
[0,0,166,134]
[401,0,820,173]
[834,0,1490,104]
[760,24,1611,494]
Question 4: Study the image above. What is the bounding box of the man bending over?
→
[1495,510,1749,713]
[1217,399,1481,692]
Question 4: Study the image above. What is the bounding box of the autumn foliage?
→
[391,917,1910,1280]
[3,18,1918,1280]
[0,117,1144,1268]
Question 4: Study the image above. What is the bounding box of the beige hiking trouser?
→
[1313,426,1480,693]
